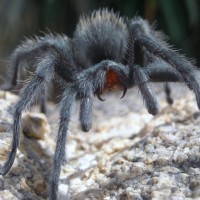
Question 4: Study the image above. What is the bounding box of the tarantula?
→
[1,8,200,200]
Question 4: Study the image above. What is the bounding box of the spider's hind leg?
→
[1,38,51,91]
[0,39,51,114]
[0,43,75,175]
[0,70,49,175]
[0,35,67,114]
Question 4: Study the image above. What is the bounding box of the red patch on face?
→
[105,69,122,90]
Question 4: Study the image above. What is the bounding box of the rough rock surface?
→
[0,84,200,200]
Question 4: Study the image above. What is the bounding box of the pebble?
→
[33,179,46,195]
[58,184,69,200]
[22,112,51,140]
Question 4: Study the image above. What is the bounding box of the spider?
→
[1,8,200,200]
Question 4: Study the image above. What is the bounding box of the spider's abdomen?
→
[73,9,128,68]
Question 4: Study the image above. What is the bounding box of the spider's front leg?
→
[126,38,160,115]
[49,88,76,200]
[129,17,200,109]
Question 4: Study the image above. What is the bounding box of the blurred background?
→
[0,0,200,83]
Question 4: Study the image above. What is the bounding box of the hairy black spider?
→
[0,8,200,200]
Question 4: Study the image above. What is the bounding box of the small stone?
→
[15,183,21,190]
[33,179,46,195]
[17,193,24,199]
[58,184,69,198]
[20,178,31,192]
[0,145,9,161]
[22,112,51,140]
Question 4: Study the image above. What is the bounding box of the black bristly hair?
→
[73,9,128,67]
[0,8,199,200]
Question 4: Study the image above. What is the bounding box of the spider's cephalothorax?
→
[0,8,200,200]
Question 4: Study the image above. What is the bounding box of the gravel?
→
[0,84,200,200]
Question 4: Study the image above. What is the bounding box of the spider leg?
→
[146,61,183,105]
[0,41,75,199]
[0,41,52,114]
[0,56,56,175]
[1,34,75,114]
[146,61,182,82]
[164,83,173,105]
[49,88,76,200]
[126,40,159,115]
[131,65,159,115]
[148,62,184,105]
[1,41,52,91]
[129,18,200,109]
[0,76,46,175]
[79,88,93,132]
[40,88,47,113]
[141,47,178,106]
[49,64,105,198]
